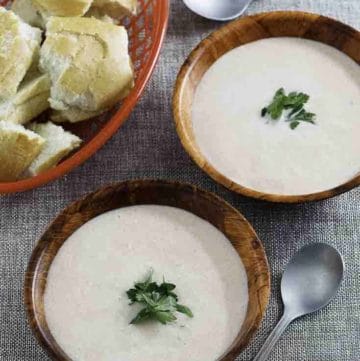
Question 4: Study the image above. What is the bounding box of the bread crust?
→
[32,0,93,17]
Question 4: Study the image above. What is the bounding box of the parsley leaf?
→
[261,88,316,129]
[127,270,193,325]
[176,304,194,318]
[289,108,316,123]
[290,121,300,130]
[265,88,286,120]
[284,92,309,109]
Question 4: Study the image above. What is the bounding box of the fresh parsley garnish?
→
[126,270,193,325]
[261,88,316,129]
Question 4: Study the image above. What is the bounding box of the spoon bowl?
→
[281,243,344,318]
[182,0,253,21]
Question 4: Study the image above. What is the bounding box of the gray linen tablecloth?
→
[1,0,359,360]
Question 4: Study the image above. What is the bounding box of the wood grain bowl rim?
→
[173,11,360,203]
[0,0,169,194]
[24,179,270,361]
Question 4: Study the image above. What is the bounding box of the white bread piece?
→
[0,121,44,181]
[11,0,44,28]
[32,0,93,18]
[85,7,119,24]
[0,73,50,125]
[40,17,134,123]
[27,122,82,176]
[91,0,137,18]
[0,8,42,101]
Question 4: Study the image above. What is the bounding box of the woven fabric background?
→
[1,0,359,360]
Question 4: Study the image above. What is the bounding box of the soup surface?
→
[192,37,360,195]
[44,205,248,361]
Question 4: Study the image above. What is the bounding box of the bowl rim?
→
[0,0,170,194]
[173,10,360,204]
[24,179,270,361]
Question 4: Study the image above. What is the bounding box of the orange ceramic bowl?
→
[0,0,169,194]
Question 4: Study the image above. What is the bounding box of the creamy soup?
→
[192,37,360,195]
[44,205,248,361]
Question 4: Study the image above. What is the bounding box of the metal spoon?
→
[182,0,254,21]
[254,243,344,361]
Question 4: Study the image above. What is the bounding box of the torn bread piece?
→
[32,0,93,18]
[40,17,134,123]
[0,73,51,125]
[0,8,42,100]
[11,0,44,28]
[27,122,82,176]
[85,7,119,24]
[91,0,137,19]
[0,121,44,181]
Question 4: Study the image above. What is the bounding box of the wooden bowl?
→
[173,11,360,203]
[24,180,270,361]
[0,0,169,194]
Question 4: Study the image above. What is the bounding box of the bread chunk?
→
[40,17,134,122]
[32,0,93,17]
[85,7,119,24]
[0,121,44,181]
[11,0,44,28]
[91,0,137,19]
[28,122,81,175]
[0,8,42,100]
[0,73,50,125]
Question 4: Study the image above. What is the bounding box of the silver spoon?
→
[182,0,254,21]
[254,243,344,361]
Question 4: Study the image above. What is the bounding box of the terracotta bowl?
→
[173,11,360,203]
[0,0,169,194]
[24,180,270,361]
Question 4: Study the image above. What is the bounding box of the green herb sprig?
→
[261,88,316,129]
[126,270,193,325]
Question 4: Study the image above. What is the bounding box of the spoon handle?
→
[253,312,293,361]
